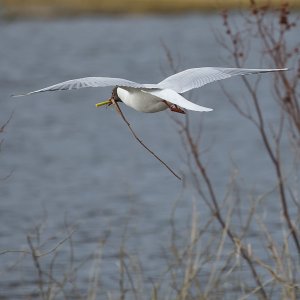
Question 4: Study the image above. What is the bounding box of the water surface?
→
[0,14,294,298]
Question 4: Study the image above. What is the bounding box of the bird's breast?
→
[116,87,167,113]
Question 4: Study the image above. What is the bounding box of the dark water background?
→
[0,14,297,298]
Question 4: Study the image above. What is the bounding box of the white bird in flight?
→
[15,67,287,113]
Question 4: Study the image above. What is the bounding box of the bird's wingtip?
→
[12,90,34,97]
[11,92,34,97]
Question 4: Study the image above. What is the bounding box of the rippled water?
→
[0,14,296,298]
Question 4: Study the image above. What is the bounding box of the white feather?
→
[116,87,167,113]
[13,77,156,97]
[157,67,288,93]
[144,89,213,112]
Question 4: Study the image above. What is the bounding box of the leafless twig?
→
[111,99,182,180]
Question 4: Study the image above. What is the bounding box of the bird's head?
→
[95,87,121,108]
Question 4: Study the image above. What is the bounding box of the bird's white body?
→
[14,67,288,113]
[117,87,168,113]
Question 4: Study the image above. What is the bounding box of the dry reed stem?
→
[87,242,104,300]
[178,117,268,299]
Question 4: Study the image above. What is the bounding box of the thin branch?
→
[0,229,75,257]
[111,99,181,181]
[0,110,14,133]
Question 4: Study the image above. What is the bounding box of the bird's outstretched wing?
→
[13,77,157,97]
[13,67,288,97]
[144,89,213,112]
[157,67,288,93]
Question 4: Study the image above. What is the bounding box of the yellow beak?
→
[95,98,112,108]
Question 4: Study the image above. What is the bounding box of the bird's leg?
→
[163,101,186,114]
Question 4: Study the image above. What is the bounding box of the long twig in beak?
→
[111,99,181,181]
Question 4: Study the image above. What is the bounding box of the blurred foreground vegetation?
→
[1,0,300,18]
